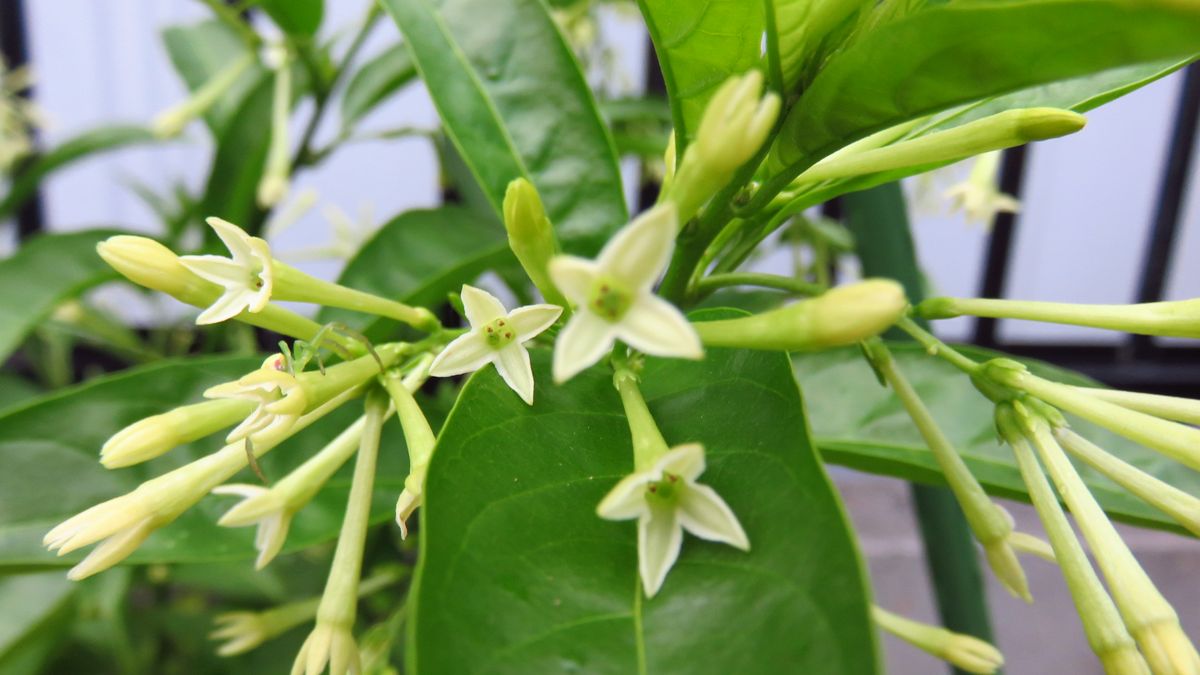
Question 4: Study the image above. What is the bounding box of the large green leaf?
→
[0,355,412,568]
[259,0,323,37]
[796,343,1200,535]
[0,229,121,363]
[317,207,514,335]
[162,19,262,135]
[0,128,156,221]
[380,0,626,253]
[340,42,417,130]
[773,0,1200,169]
[638,0,765,156]
[0,571,75,675]
[410,339,878,673]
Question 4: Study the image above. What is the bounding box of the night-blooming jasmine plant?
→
[429,284,561,404]
[548,203,702,383]
[597,368,748,596]
[944,150,1021,224]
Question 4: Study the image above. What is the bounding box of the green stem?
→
[895,316,980,375]
[844,184,995,675]
[695,272,823,297]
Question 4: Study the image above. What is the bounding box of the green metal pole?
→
[843,182,997,675]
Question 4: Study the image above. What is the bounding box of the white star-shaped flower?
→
[180,217,276,325]
[548,203,702,383]
[430,285,562,404]
[205,367,307,443]
[211,484,293,570]
[597,443,748,597]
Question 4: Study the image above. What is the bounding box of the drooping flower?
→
[548,203,702,383]
[211,484,292,570]
[597,443,748,597]
[872,605,1005,674]
[205,367,308,443]
[180,217,275,325]
[430,284,561,404]
[944,151,1021,225]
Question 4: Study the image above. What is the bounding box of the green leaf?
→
[259,0,324,36]
[778,58,1195,217]
[0,375,39,414]
[162,19,262,135]
[0,571,75,675]
[410,339,878,673]
[0,128,156,221]
[317,207,515,336]
[0,355,411,568]
[773,0,1200,169]
[380,0,626,253]
[637,0,765,155]
[0,230,121,363]
[199,73,274,232]
[602,97,672,159]
[796,343,1200,534]
[340,42,417,130]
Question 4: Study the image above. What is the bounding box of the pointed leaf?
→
[410,318,878,673]
[379,0,626,253]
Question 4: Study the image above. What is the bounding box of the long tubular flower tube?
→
[1018,407,1200,675]
[864,339,1043,601]
[291,390,388,675]
[43,385,363,580]
[995,405,1150,675]
[1067,386,1200,426]
[918,296,1200,339]
[151,52,255,139]
[1055,427,1200,538]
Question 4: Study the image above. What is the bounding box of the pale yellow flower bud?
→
[503,178,567,307]
[872,605,1004,674]
[693,279,906,351]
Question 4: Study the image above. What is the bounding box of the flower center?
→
[646,473,681,504]
[589,277,632,322]
[483,317,517,348]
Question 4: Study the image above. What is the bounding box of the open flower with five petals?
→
[430,284,561,404]
[180,217,275,324]
[548,203,702,383]
[597,443,748,597]
[205,366,307,443]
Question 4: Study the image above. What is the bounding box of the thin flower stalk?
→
[865,339,1041,601]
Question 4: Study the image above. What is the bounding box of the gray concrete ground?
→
[835,470,1200,675]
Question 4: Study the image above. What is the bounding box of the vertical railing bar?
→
[972,146,1029,347]
[1131,63,1200,358]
